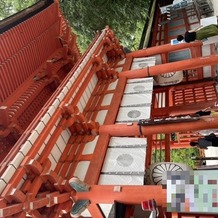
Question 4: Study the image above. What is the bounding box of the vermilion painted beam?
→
[88,203,104,218]
[2,185,26,203]
[126,41,202,58]
[28,177,44,198]
[14,211,26,218]
[53,200,72,216]
[38,126,64,164]
[0,203,23,217]
[152,100,217,117]
[165,134,170,162]
[4,168,26,190]
[59,137,77,162]
[168,100,217,116]
[120,55,218,78]
[104,76,127,124]
[27,209,43,218]
[122,56,133,71]
[76,185,166,205]
[22,158,43,176]
[28,197,49,210]
[52,193,71,204]
[85,134,110,185]
[0,106,9,126]
[22,110,62,160]
[146,135,153,168]
[55,159,68,176]
[0,199,6,208]
[42,171,62,186]
[54,180,73,193]
[99,116,218,136]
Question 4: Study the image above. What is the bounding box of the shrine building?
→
[0,0,218,217]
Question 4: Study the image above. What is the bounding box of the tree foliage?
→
[0,0,39,20]
[0,0,150,52]
[60,0,150,52]
[152,148,200,168]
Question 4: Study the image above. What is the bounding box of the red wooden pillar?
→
[119,55,218,78]
[168,101,217,116]
[153,99,217,117]
[126,41,202,58]
[0,106,10,127]
[76,185,166,205]
[99,117,218,136]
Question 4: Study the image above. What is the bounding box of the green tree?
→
[0,0,39,20]
[152,148,200,168]
[60,0,150,52]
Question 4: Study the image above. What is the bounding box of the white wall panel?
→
[74,161,90,181]
[101,147,146,173]
[116,107,151,122]
[82,136,99,155]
